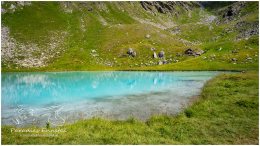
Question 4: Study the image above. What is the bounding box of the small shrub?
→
[185,109,193,118]
[126,117,137,124]
[228,76,241,81]
[46,122,50,129]
[224,82,232,88]
[158,127,171,137]
[235,100,258,108]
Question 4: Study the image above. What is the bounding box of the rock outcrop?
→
[184,48,205,56]
[218,2,246,23]
[140,1,199,15]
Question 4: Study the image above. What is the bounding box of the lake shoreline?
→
[2,71,218,127]
[2,71,258,144]
[1,69,246,73]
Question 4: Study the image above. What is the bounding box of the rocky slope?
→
[1,1,259,71]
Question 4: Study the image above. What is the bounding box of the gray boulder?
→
[127,48,134,54]
[184,48,194,56]
[195,50,205,56]
[246,57,252,60]
[158,51,165,58]
[132,51,137,57]
[88,7,93,11]
[231,58,237,62]
[127,48,137,57]
[153,52,157,58]
[145,34,151,39]
[184,48,204,56]
[163,60,167,64]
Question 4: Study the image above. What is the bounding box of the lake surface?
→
[2,71,220,127]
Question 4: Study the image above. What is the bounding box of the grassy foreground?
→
[1,71,259,144]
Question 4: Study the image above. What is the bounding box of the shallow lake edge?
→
[2,71,258,144]
[1,71,243,127]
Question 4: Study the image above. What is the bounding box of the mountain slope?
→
[1,1,259,71]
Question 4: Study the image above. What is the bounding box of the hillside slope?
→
[1,1,259,71]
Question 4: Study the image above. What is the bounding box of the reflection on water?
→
[4,105,65,126]
[2,71,219,127]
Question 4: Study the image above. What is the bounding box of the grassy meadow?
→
[1,2,259,72]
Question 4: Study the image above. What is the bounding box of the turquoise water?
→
[2,71,219,127]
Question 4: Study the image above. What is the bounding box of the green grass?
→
[2,71,258,144]
[2,2,69,44]
[1,2,258,72]
[131,58,258,71]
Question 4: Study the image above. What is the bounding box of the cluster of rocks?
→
[1,26,67,68]
[60,2,74,13]
[201,46,257,64]
[1,1,31,14]
[170,27,181,34]
[217,20,258,41]
[90,49,99,57]
[199,15,217,26]
[140,1,198,14]
[184,48,205,56]
[231,56,255,64]
[133,16,174,30]
[127,48,137,57]
[124,47,206,67]
[176,38,201,46]
[218,2,245,23]
[202,54,216,62]
[125,47,169,66]
[235,21,259,40]
[154,50,167,65]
